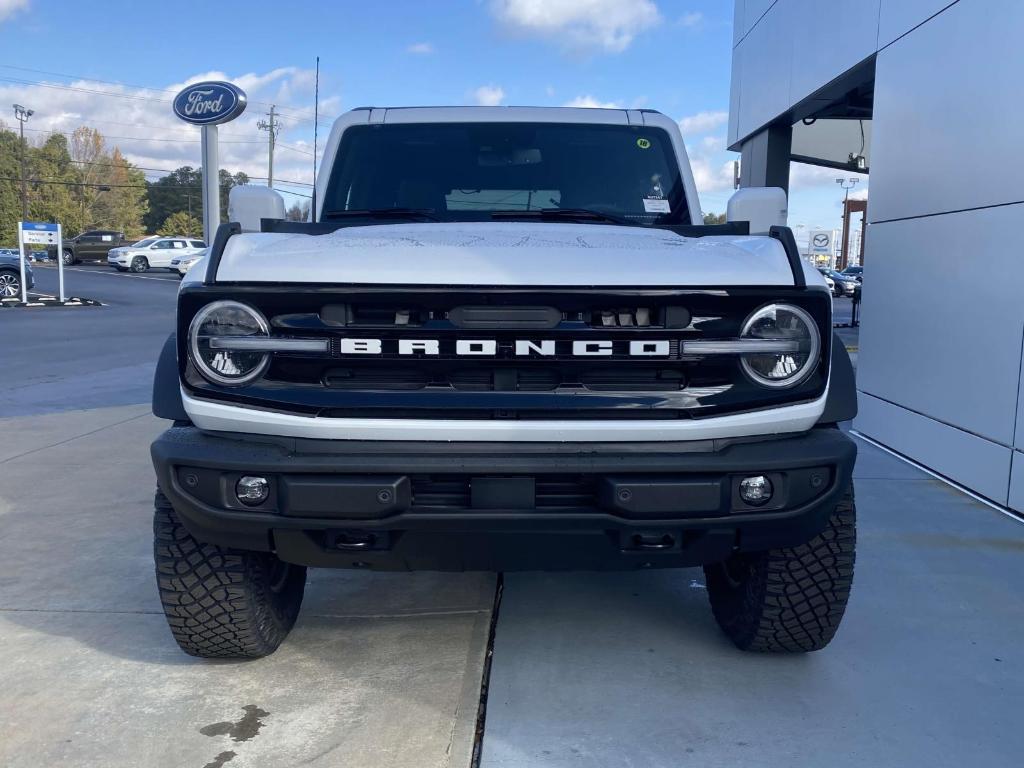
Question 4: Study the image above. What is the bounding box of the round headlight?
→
[740,303,820,388]
[188,300,270,386]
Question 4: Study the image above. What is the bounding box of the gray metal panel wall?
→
[868,0,1024,223]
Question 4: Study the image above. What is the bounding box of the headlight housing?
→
[188,300,270,386]
[739,303,820,388]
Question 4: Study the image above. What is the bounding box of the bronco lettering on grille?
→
[336,339,674,356]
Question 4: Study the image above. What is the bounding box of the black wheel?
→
[153,489,306,659]
[62,250,74,266]
[0,269,20,298]
[130,256,149,273]
[704,487,855,652]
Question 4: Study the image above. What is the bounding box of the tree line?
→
[0,123,252,246]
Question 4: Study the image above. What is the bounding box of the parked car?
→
[62,230,129,265]
[0,249,33,297]
[107,236,207,273]
[818,268,858,296]
[840,265,863,282]
[170,247,209,278]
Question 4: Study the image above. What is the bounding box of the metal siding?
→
[735,2,793,138]
[855,393,1013,505]
[857,205,1024,447]
[1010,451,1024,512]
[877,0,960,48]
[787,0,881,107]
[869,0,1024,222]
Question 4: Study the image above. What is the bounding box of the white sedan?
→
[170,247,209,278]
[108,236,207,273]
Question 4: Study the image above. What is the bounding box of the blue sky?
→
[0,0,863,233]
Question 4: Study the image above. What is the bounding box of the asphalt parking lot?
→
[2,265,1021,767]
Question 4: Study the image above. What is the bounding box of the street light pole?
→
[836,178,859,271]
[12,104,34,221]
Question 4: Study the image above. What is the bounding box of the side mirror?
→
[726,187,788,235]
[229,185,286,233]
[150,245,159,249]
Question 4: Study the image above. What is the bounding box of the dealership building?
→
[729,0,1024,514]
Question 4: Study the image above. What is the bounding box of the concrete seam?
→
[0,411,150,465]
[850,430,1024,525]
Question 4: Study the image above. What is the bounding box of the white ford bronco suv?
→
[150,106,857,659]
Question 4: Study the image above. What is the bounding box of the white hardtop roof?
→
[340,105,667,126]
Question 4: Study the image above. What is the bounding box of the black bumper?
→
[151,427,856,571]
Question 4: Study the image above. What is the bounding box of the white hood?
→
[214,222,820,288]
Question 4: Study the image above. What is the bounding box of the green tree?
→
[285,201,310,221]
[29,133,85,235]
[145,167,251,232]
[159,210,202,238]
[92,148,149,239]
[0,125,25,247]
[145,166,201,232]
[703,212,727,225]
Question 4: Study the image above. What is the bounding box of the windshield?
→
[323,122,690,225]
[132,237,160,247]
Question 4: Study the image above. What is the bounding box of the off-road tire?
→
[130,256,148,273]
[704,487,855,653]
[153,489,306,659]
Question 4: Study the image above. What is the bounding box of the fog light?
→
[739,475,773,506]
[236,476,269,506]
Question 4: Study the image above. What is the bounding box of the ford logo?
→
[173,81,247,126]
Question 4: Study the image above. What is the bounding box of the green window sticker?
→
[636,137,651,149]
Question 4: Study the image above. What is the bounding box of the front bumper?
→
[152,426,856,571]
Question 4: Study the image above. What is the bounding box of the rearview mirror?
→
[726,187,788,235]
[229,185,286,233]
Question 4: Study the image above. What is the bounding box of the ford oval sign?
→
[173,81,247,126]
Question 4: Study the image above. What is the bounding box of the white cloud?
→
[678,110,728,136]
[0,67,337,199]
[563,95,621,109]
[677,11,703,28]
[473,84,506,106]
[407,42,435,54]
[0,0,28,23]
[490,0,661,54]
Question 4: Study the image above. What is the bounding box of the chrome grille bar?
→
[208,337,331,352]
[681,339,800,355]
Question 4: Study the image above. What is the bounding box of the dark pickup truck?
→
[62,230,130,265]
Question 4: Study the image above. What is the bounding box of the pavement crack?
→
[0,411,150,465]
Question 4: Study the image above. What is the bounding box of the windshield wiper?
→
[321,208,439,222]
[490,207,635,226]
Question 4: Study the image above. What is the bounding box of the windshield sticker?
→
[643,198,671,214]
[636,137,651,149]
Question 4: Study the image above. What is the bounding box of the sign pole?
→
[201,125,220,245]
[17,220,27,304]
[56,222,65,302]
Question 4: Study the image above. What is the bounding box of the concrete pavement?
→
[0,406,494,768]
[479,435,1024,768]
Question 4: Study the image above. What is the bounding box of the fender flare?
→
[153,333,188,422]
[818,333,857,425]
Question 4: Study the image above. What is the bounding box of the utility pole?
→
[12,104,34,220]
[257,106,280,189]
[836,178,859,271]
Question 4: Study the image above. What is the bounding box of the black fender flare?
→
[818,333,857,424]
[153,333,189,422]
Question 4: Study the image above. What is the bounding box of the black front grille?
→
[179,285,832,420]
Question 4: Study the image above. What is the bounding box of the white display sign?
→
[21,221,59,245]
[17,221,64,303]
[808,230,832,255]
